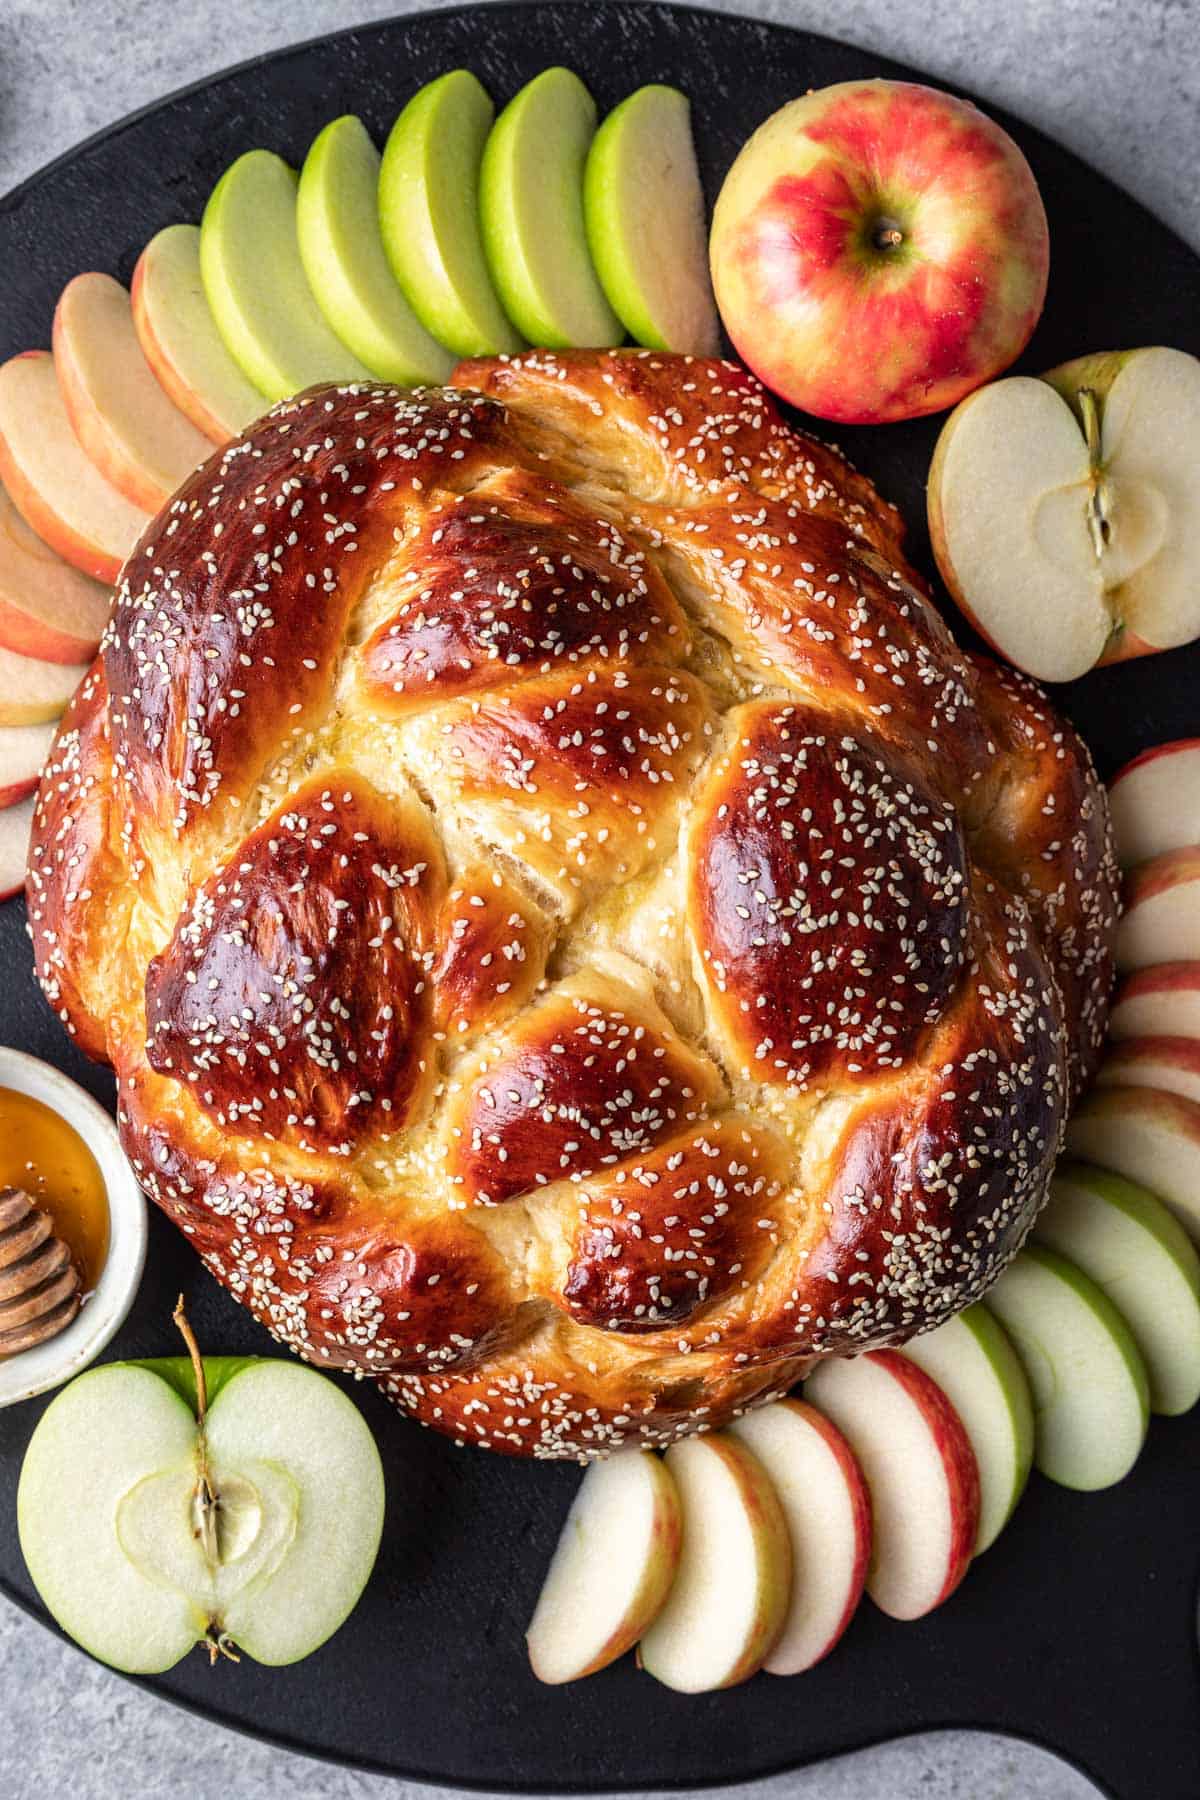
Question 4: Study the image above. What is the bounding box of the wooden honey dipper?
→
[0,1186,82,1358]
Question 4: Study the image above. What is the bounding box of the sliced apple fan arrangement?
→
[2,62,1199,1691]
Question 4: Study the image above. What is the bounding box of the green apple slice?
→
[1036,1161,1200,1417]
[201,149,373,402]
[297,115,454,386]
[18,1355,384,1672]
[379,71,523,358]
[584,85,719,355]
[479,68,621,349]
[898,1304,1034,1554]
[984,1245,1149,1491]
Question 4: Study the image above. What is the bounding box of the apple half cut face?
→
[928,347,1200,682]
[18,1358,385,1673]
[526,1447,682,1684]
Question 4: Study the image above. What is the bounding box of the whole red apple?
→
[709,80,1049,424]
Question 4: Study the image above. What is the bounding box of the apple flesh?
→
[804,1349,979,1621]
[131,225,264,444]
[18,1356,384,1673]
[297,116,454,386]
[53,272,213,513]
[479,67,622,350]
[201,149,373,403]
[379,71,523,359]
[1037,1163,1200,1417]
[0,479,109,664]
[985,1245,1149,1490]
[1066,1086,1200,1246]
[0,795,34,901]
[584,84,719,356]
[638,1432,791,1692]
[897,1305,1034,1555]
[1110,964,1200,1041]
[1098,1036,1200,1105]
[527,1448,681,1684]
[1117,849,1200,971]
[928,346,1200,682]
[0,351,149,583]
[709,79,1048,425]
[1108,739,1200,868]
[0,642,88,728]
[0,722,55,808]
[730,1398,870,1674]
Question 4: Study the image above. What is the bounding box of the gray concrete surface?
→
[1,2,1195,1796]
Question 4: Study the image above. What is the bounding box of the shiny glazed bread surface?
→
[28,352,1119,1458]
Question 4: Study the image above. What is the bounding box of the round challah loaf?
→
[29,351,1118,1458]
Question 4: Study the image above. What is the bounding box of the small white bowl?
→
[0,1047,146,1408]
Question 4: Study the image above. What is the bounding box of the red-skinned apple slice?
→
[0,352,149,583]
[928,347,1200,682]
[132,225,264,445]
[0,794,34,900]
[1118,849,1200,971]
[0,723,56,807]
[638,1432,791,1692]
[1109,739,1200,868]
[53,273,213,513]
[730,1399,870,1674]
[804,1350,980,1621]
[0,643,88,728]
[1111,964,1200,1041]
[1066,1086,1200,1245]
[0,480,110,663]
[527,1448,682,1684]
[1098,1037,1200,1105]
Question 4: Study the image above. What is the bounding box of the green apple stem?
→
[1078,387,1112,561]
[172,1295,221,1571]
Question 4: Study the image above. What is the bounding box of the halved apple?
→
[804,1350,979,1621]
[1066,1086,1200,1245]
[378,71,523,358]
[1111,964,1200,1041]
[730,1398,870,1674]
[527,1448,681,1684]
[0,794,34,901]
[201,150,373,402]
[1118,849,1200,971]
[479,68,621,349]
[131,225,264,445]
[0,351,149,583]
[0,722,55,808]
[53,273,213,513]
[897,1306,1034,1555]
[985,1244,1149,1489]
[928,346,1200,682]
[1108,739,1200,869]
[0,479,109,663]
[0,642,87,728]
[1098,1036,1200,1105]
[638,1432,791,1691]
[297,116,454,386]
[1037,1162,1200,1416]
[584,84,719,355]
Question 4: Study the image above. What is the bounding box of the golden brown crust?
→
[30,352,1119,1458]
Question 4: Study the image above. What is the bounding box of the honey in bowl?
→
[0,1086,109,1295]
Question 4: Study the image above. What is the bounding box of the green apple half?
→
[201,149,373,402]
[479,67,621,350]
[297,116,454,386]
[1036,1161,1200,1417]
[583,85,719,355]
[18,1351,385,1673]
[984,1245,1149,1491]
[379,71,523,359]
[928,346,1200,682]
